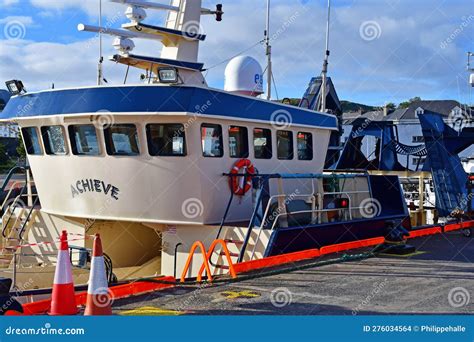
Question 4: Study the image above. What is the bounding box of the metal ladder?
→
[0,167,39,272]
[165,0,186,30]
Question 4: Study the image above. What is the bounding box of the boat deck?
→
[111,231,474,315]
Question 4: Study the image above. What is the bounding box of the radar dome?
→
[224,56,264,97]
[470,73,474,87]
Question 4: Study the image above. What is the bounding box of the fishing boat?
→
[0,0,470,296]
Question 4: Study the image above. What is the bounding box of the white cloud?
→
[0,16,34,25]
[0,0,19,6]
[0,35,160,91]
[29,0,127,20]
[1,0,472,106]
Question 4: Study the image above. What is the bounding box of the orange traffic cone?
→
[50,230,77,315]
[85,234,112,315]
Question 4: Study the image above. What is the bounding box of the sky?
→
[0,0,472,106]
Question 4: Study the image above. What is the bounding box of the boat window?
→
[253,128,272,159]
[69,125,100,156]
[21,127,42,155]
[104,124,140,156]
[147,124,186,156]
[41,126,67,155]
[229,126,249,158]
[277,130,294,160]
[297,132,313,160]
[201,124,223,157]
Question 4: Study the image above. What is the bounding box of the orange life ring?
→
[230,159,256,196]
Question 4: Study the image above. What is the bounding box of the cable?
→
[202,40,264,72]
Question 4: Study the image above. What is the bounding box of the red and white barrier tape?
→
[7,237,86,250]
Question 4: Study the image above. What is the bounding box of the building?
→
[0,90,18,139]
[0,90,20,161]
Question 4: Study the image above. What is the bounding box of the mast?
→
[320,0,331,112]
[97,0,103,86]
[468,52,473,105]
[265,0,272,100]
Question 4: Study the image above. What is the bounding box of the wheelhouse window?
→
[277,130,293,160]
[147,124,186,156]
[41,126,67,155]
[201,124,223,157]
[297,132,313,160]
[69,125,100,156]
[104,124,140,156]
[228,126,249,158]
[254,128,272,159]
[21,127,42,155]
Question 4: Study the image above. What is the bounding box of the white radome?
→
[224,56,264,97]
[470,73,474,87]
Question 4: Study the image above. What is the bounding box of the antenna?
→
[98,0,103,86]
[265,0,272,101]
[468,52,474,104]
[320,0,331,112]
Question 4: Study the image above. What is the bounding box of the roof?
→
[395,100,463,120]
[342,111,362,124]
[385,108,408,121]
[0,85,338,130]
[343,109,405,125]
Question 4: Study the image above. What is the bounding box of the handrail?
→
[215,191,234,240]
[237,176,269,263]
[2,186,27,238]
[180,241,213,283]
[222,172,367,180]
[268,203,378,232]
[226,172,373,263]
[250,193,317,260]
[0,166,27,194]
[0,181,25,212]
[198,239,237,280]
[19,197,39,240]
[249,190,368,260]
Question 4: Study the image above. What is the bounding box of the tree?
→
[0,142,8,165]
[16,135,26,159]
[399,97,422,109]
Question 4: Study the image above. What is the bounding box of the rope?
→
[132,248,380,287]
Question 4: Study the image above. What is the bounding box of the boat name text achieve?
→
[71,179,120,200]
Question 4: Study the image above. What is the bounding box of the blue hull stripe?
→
[1,86,338,129]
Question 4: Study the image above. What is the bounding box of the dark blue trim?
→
[1,86,338,129]
[138,23,206,41]
[113,54,204,71]
[266,215,408,256]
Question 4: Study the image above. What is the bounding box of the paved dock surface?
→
[113,232,474,315]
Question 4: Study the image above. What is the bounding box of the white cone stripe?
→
[53,250,73,285]
[87,256,108,295]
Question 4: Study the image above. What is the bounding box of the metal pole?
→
[173,243,182,279]
[265,0,272,101]
[12,252,17,290]
[320,0,331,112]
[468,52,473,106]
[98,0,103,86]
